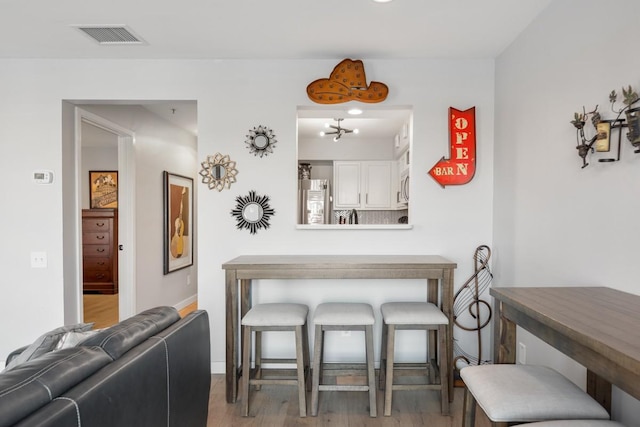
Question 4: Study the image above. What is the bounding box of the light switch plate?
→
[30,251,47,268]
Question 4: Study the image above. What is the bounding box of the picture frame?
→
[89,170,118,209]
[163,171,194,274]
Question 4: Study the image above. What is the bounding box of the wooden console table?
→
[222,255,456,403]
[492,286,640,413]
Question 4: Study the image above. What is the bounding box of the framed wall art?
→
[163,171,194,274]
[89,170,118,208]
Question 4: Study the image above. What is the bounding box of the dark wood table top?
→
[222,254,457,269]
[491,286,640,384]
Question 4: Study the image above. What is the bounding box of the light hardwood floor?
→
[206,376,490,427]
[83,294,197,328]
[83,294,119,329]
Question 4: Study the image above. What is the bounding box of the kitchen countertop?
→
[296,224,413,230]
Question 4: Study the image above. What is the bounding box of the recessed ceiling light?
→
[348,108,363,115]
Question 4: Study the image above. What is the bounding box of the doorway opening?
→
[76,108,136,327]
[62,101,198,328]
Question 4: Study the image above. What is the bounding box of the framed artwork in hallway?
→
[89,170,118,209]
[163,171,194,274]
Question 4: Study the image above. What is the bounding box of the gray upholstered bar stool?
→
[460,364,610,427]
[310,302,377,417]
[378,301,449,416]
[241,303,310,417]
[513,421,625,427]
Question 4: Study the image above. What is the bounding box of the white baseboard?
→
[173,294,197,312]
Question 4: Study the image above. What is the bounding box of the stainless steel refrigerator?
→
[298,179,331,224]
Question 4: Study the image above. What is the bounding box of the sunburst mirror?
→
[245,125,277,157]
[231,190,275,234]
[199,153,238,191]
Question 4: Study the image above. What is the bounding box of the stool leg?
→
[302,321,311,392]
[379,321,388,390]
[428,329,436,383]
[462,385,476,427]
[383,324,395,416]
[254,330,262,391]
[438,324,450,415]
[311,324,323,416]
[365,324,377,417]
[294,325,307,417]
[241,325,252,417]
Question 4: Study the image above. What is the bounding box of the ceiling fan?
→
[320,118,359,141]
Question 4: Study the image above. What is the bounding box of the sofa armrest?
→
[5,345,29,365]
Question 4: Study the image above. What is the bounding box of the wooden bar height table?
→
[222,255,457,404]
[492,286,640,413]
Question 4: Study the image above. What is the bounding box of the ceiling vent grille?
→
[74,26,146,45]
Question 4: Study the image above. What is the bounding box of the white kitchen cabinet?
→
[333,161,395,210]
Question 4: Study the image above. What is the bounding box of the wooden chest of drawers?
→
[82,209,118,294]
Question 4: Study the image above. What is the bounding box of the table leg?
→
[239,279,251,392]
[493,299,516,364]
[587,370,612,414]
[441,270,454,401]
[225,269,238,403]
[427,278,438,376]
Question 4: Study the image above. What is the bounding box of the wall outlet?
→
[518,342,526,364]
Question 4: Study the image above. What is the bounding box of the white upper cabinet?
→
[334,161,395,210]
[333,161,362,208]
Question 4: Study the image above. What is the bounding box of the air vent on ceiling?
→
[74,25,146,45]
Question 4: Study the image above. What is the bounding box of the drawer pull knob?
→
[96,248,105,253]
[97,261,105,265]
[96,274,105,279]
[96,222,105,227]
[96,235,105,240]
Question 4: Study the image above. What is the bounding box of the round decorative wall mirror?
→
[231,190,275,234]
[242,203,263,222]
[245,125,277,157]
[199,153,239,192]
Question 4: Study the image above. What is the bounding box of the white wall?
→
[0,59,494,377]
[494,0,640,423]
[299,136,393,160]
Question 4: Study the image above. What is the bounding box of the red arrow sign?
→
[429,107,476,188]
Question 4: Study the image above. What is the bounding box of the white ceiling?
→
[1,0,551,60]
[8,0,551,137]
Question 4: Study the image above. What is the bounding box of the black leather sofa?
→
[0,307,211,427]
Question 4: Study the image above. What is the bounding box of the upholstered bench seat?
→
[241,303,310,417]
[461,364,610,426]
[514,421,624,427]
[379,302,449,416]
[311,303,377,417]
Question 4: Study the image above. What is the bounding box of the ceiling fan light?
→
[320,131,325,136]
[333,135,339,142]
[324,123,330,128]
[353,129,360,134]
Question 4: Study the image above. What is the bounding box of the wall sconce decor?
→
[306,58,388,104]
[199,153,238,191]
[571,85,639,168]
[230,190,275,234]
[245,125,277,157]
